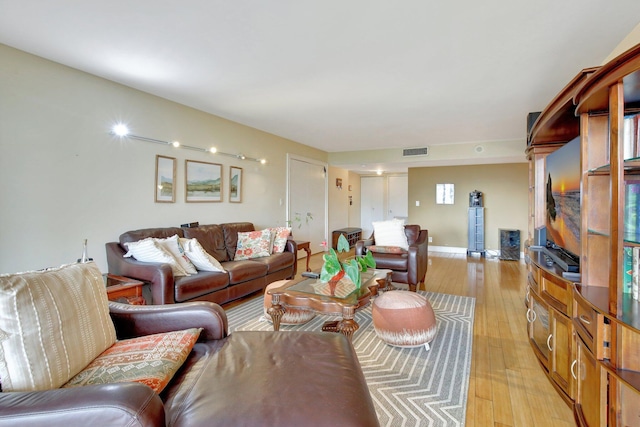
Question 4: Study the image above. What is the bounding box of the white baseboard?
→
[429,245,524,259]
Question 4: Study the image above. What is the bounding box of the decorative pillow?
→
[179,238,226,272]
[372,219,409,250]
[368,245,408,254]
[63,328,201,394]
[154,234,197,275]
[0,262,116,392]
[269,227,292,253]
[124,238,189,277]
[234,229,273,260]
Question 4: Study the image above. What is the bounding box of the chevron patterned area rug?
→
[226,290,475,427]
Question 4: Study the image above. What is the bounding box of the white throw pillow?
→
[372,219,409,250]
[124,238,189,277]
[0,262,116,392]
[154,235,197,275]
[179,238,226,272]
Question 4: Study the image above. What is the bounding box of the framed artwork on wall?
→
[229,166,243,203]
[155,155,176,203]
[185,160,222,202]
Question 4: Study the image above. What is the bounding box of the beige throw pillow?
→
[179,238,226,272]
[154,234,197,275]
[124,238,189,277]
[0,262,116,392]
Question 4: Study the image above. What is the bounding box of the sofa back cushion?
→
[0,262,116,392]
[119,227,184,247]
[404,225,421,246]
[183,224,229,262]
[221,222,255,260]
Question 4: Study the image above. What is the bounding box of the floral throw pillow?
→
[234,229,273,260]
[63,328,202,394]
[368,245,408,254]
[269,227,291,253]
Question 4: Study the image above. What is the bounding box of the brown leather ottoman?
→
[162,330,380,427]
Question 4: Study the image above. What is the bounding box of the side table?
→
[294,240,312,272]
[103,274,146,305]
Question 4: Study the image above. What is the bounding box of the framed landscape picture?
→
[155,155,176,203]
[229,166,243,203]
[185,160,222,202]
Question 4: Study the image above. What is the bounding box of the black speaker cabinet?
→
[499,229,520,261]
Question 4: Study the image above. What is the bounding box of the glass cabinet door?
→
[528,290,550,365]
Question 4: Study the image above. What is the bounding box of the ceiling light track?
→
[109,124,266,164]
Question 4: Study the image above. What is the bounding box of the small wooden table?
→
[267,269,391,341]
[294,240,312,272]
[103,274,146,305]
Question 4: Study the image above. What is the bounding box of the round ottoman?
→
[372,290,437,349]
[263,280,315,325]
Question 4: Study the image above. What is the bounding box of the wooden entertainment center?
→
[526,44,640,426]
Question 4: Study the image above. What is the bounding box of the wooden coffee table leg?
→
[337,305,359,341]
[267,294,285,331]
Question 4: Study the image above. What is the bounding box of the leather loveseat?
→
[355,224,428,291]
[106,222,297,305]
[0,263,379,427]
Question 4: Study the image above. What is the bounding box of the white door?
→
[287,156,327,255]
[360,176,385,239]
[388,175,408,220]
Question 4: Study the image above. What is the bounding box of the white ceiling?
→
[1,1,640,171]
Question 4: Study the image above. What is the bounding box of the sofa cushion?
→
[234,229,273,260]
[250,252,295,273]
[120,227,185,246]
[372,219,409,249]
[124,238,190,277]
[174,272,229,302]
[222,260,268,284]
[0,262,116,392]
[182,224,229,262]
[179,238,226,272]
[371,252,409,271]
[63,328,201,394]
[221,222,255,261]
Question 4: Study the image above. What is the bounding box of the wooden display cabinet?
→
[528,43,640,426]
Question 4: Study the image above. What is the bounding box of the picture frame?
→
[229,166,243,203]
[155,155,176,203]
[185,160,222,202]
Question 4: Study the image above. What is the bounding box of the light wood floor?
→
[225,250,575,427]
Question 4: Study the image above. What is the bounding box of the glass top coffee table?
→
[267,269,392,341]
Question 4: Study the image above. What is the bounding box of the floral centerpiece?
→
[320,234,376,291]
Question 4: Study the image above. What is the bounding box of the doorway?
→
[360,174,408,238]
[287,154,328,255]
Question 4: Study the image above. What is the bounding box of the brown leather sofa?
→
[355,224,428,291]
[106,222,297,305]
[0,301,380,426]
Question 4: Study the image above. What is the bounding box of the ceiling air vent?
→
[402,147,429,157]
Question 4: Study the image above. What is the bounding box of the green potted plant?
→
[320,234,376,292]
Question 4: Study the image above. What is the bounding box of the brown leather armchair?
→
[355,224,428,291]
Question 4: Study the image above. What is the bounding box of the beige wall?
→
[408,163,528,253]
[0,44,327,273]
[603,22,640,63]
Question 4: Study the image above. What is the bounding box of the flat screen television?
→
[544,136,581,272]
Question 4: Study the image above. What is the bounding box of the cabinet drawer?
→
[574,294,597,346]
[541,270,572,316]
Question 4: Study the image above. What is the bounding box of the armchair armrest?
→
[106,242,176,304]
[407,230,429,286]
[109,301,228,341]
[0,383,164,427]
[355,238,374,257]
